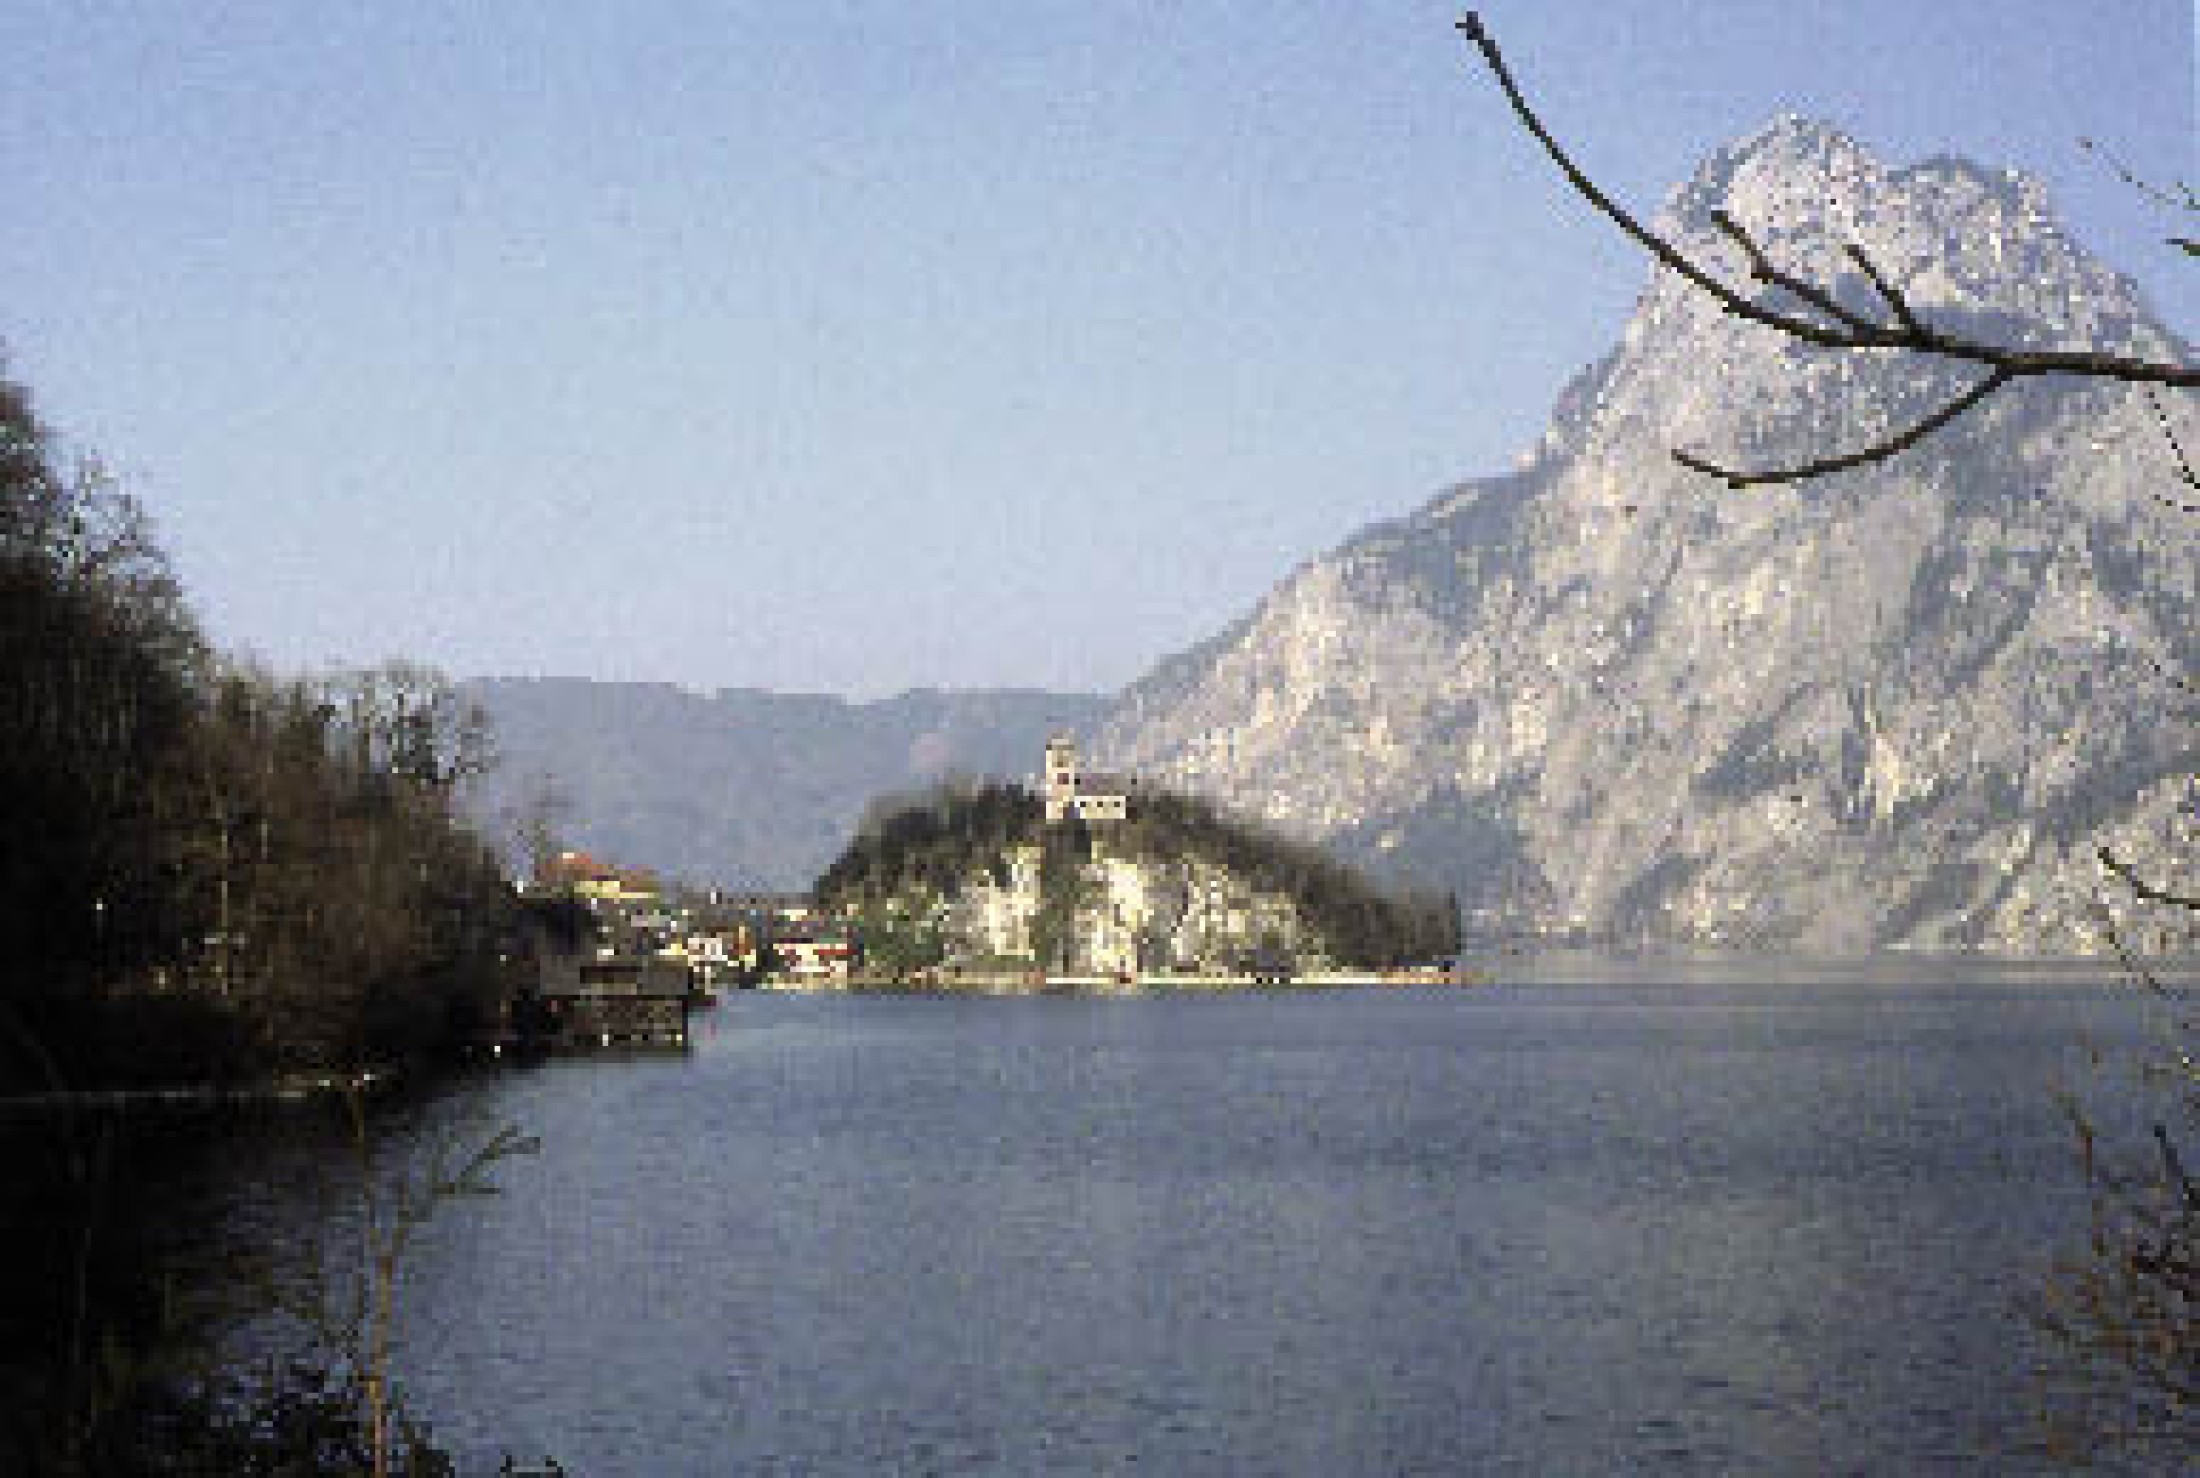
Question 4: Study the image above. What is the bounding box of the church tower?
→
[1043,733,1079,821]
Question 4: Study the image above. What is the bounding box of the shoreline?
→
[0,1065,401,1115]
[766,967,1489,996]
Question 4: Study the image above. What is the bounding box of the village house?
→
[678,925,753,986]
[771,919,855,983]
[533,849,663,905]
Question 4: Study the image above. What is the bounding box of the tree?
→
[1454,10,2195,1457]
[0,358,539,1472]
[0,356,519,1089]
[1029,819,1099,974]
[854,898,946,984]
[0,368,209,1086]
[503,770,573,885]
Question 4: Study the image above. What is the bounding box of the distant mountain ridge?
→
[462,119,2194,951]
[461,678,1109,890]
[1097,116,2197,952]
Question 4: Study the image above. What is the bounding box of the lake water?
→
[225,965,2176,1474]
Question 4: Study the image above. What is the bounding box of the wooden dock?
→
[528,954,693,1049]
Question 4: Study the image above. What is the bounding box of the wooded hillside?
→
[814,778,1458,969]
[1,366,515,1091]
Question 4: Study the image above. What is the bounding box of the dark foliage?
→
[815,778,1459,968]
[1117,788,1460,967]
[14,1354,463,1477]
[815,780,1042,911]
[2035,1105,2200,1460]
[0,361,525,1472]
[1,375,204,1074]
[0,366,517,1092]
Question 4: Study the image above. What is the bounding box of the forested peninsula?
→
[815,778,1460,982]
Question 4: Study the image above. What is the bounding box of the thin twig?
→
[1457,13,2195,380]
[1845,243,1925,336]
[1454,11,2199,489]
[1711,210,1885,336]
[2141,387,2200,508]
[1675,368,2013,487]
[2100,846,2200,914]
[2100,906,2179,1003]
[2080,138,2199,215]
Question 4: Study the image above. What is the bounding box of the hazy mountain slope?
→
[1100,116,2197,953]
[464,678,1108,889]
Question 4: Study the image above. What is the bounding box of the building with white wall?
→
[1042,733,1130,823]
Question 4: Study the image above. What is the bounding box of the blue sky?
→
[3,2,2191,697]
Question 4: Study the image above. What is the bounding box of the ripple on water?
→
[214,979,2163,1475]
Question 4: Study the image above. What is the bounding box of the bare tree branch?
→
[1709,210,1883,336]
[2098,906,2187,1006]
[2140,387,2200,513]
[1844,244,1926,336]
[2100,846,2200,914]
[1454,12,2199,488]
[2081,138,2199,217]
[1675,369,2013,488]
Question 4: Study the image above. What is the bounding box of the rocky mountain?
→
[461,678,1108,890]
[1099,116,2198,953]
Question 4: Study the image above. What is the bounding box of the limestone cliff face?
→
[945,843,1317,975]
[1101,117,2197,953]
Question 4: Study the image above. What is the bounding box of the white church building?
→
[1042,733,1132,823]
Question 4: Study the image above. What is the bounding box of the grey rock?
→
[1100,117,2198,954]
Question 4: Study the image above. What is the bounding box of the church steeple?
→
[1043,733,1080,821]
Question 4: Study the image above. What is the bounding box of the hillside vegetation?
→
[2,367,516,1090]
[814,779,1458,970]
[3,360,526,1471]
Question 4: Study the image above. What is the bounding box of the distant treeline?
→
[814,778,1459,968]
[816,779,1042,905]
[1117,787,1459,967]
[1,367,515,1093]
